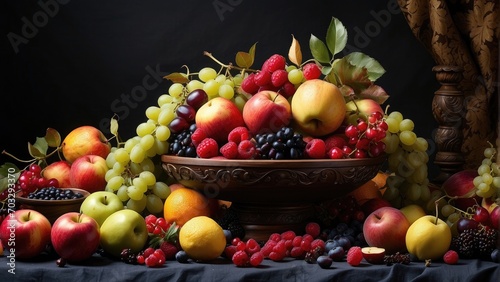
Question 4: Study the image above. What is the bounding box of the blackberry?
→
[476,228,499,259]
[120,248,138,264]
[216,206,245,240]
[254,127,306,159]
[451,229,477,258]
[383,252,411,265]
[227,221,245,240]
[167,123,197,157]
[27,187,84,200]
[304,246,324,264]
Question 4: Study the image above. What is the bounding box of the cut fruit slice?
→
[361,246,386,264]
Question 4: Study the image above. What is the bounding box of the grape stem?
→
[203,51,259,73]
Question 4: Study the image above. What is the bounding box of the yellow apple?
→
[62,126,111,163]
[291,79,346,137]
[406,215,451,261]
[400,204,427,225]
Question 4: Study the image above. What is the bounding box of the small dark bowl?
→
[15,188,90,224]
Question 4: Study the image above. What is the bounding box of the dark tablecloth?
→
[0,252,498,282]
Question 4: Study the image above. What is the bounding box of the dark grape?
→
[168,117,191,134]
[186,89,208,110]
[175,104,196,123]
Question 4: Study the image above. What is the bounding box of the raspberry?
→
[241,73,260,94]
[302,63,322,80]
[228,126,251,144]
[261,54,286,73]
[232,250,249,267]
[305,222,321,238]
[304,138,327,159]
[220,141,238,159]
[310,239,326,253]
[253,70,272,86]
[269,233,282,242]
[196,138,219,158]
[292,236,303,247]
[237,139,256,159]
[261,240,276,257]
[271,69,289,87]
[324,134,347,152]
[290,246,306,258]
[346,246,363,266]
[245,238,261,255]
[249,251,264,267]
[159,241,178,260]
[279,81,296,98]
[443,250,459,265]
[191,127,207,147]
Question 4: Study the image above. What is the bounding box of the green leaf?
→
[326,17,347,56]
[330,57,372,94]
[309,34,330,64]
[163,72,189,84]
[44,128,61,148]
[288,35,302,66]
[0,162,20,177]
[344,52,385,81]
[28,139,47,158]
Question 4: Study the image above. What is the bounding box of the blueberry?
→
[175,250,189,263]
[316,255,333,269]
[328,246,345,262]
[491,249,499,263]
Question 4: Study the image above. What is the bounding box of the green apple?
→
[80,191,124,226]
[99,209,148,257]
[405,215,452,260]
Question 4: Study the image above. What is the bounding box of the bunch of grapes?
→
[472,143,500,199]
[104,63,250,215]
[381,111,432,209]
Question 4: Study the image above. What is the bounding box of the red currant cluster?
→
[343,112,388,158]
[145,214,171,236]
[0,164,60,200]
[137,247,166,267]
[224,238,264,267]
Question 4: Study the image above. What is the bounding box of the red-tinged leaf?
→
[359,85,389,104]
[326,17,347,56]
[44,128,61,148]
[163,72,189,84]
[309,34,330,64]
[288,34,302,66]
[338,85,355,98]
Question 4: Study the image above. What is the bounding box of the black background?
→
[0,0,439,175]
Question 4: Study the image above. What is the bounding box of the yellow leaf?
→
[163,72,189,84]
[288,35,302,66]
[44,128,61,147]
[235,52,253,68]
[110,116,119,136]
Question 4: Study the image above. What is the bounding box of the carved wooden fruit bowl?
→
[161,155,386,240]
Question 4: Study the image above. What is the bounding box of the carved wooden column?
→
[431,65,465,183]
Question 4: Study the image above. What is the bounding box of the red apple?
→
[291,79,347,137]
[42,160,72,188]
[62,125,111,163]
[195,97,245,143]
[490,206,499,230]
[363,206,410,254]
[361,246,386,264]
[361,197,392,216]
[0,209,52,259]
[442,170,482,210]
[70,155,108,193]
[51,212,100,262]
[345,98,384,125]
[242,90,291,135]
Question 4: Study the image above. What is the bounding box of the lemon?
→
[179,216,226,261]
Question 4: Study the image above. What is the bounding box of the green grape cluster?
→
[381,111,433,209]
[472,144,500,199]
[103,65,247,215]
